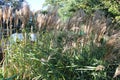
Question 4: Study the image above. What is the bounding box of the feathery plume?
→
[113,65,120,78]
[0,8,2,22]
[21,2,30,28]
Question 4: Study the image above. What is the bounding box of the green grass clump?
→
[1,30,111,80]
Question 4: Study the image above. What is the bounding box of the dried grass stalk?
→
[3,7,8,22]
[21,2,30,28]
[0,8,2,22]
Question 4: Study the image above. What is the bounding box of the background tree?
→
[0,0,24,10]
[45,0,120,24]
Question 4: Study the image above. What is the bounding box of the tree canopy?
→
[45,0,120,23]
[0,0,24,9]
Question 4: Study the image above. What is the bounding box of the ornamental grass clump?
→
[1,4,120,80]
[2,12,109,80]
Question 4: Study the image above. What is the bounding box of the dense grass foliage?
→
[0,30,118,80]
[0,1,120,80]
